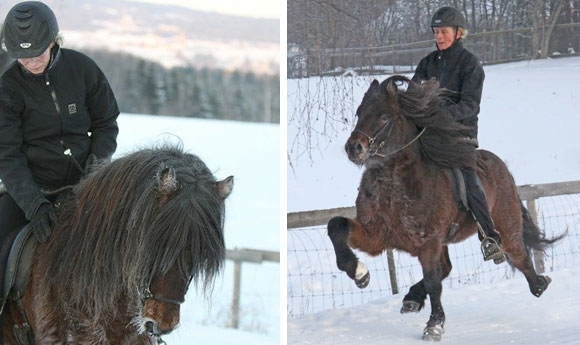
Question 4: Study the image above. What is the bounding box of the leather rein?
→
[353,118,427,158]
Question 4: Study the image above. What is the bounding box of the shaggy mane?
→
[38,144,226,325]
[378,75,475,168]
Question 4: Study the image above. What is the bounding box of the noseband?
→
[353,118,427,158]
[141,287,185,306]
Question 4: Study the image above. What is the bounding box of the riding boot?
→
[462,167,506,264]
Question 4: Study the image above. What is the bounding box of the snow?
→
[114,115,280,344]
[288,268,580,345]
[287,56,580,343]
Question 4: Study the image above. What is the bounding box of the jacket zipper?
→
[45,74,85,175]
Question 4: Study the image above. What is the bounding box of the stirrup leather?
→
[480,237,506,264]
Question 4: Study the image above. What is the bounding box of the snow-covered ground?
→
[287,56,580,343]
[115,115,280,344]
[288,267,580,345]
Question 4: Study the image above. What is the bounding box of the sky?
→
[127,0,280,19]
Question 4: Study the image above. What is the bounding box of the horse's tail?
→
[520,201,567,252]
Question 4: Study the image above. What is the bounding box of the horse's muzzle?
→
[345,136,369,164]
[145,320,174,337]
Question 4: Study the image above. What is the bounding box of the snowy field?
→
[288,267,580,345]
[287,56,580,343]
[115,115,280,344]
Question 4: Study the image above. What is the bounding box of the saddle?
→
[0,224,36,316]
[0,185,72,317]
[447,168,487,238]
[449,168,470,211]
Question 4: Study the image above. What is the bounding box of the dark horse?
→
[2,145,233,344]
[327,76,562,341]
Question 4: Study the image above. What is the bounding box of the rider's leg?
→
[0,193,28,344]
[462,167,506,264]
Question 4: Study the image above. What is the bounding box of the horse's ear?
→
[368,79,380,94]
[157,165,180,195]
[385,78,399,99]
[216,176,234,200]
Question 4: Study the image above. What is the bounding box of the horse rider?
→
[411,6,506,264]
[0,3,119,341]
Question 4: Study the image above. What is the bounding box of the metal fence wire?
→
[287,193,580,317]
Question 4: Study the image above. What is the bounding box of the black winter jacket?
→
[0,46,119,220]
[411,40,484,138]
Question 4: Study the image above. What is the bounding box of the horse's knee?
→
[422,271,443,296]
[327,216,350,241]
[327,217,361,278]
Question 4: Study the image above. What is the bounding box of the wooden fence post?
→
[526,198,545,274]
[386,249,399,294]
[229,259,242,329]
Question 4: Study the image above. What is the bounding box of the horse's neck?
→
[361,150,434,200]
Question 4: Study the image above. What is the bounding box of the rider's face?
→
[18,42,54,75]
[433,27,459,51]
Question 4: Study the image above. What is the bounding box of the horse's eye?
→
[380,113,389,121]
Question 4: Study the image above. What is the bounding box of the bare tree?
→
[531,0,566,58]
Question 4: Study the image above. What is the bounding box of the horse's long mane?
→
[39,144,226,323]
[379,75,475,168]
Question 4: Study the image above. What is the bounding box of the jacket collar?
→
[437,39,464,59]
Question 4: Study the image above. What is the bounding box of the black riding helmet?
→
[1,1,59,59]
[431,7,467,29]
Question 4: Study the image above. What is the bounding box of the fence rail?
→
[225,248,280,329]
[287,180,580,317]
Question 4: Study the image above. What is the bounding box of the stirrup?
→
[480,237,506,264]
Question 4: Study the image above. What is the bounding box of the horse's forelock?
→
[132,164,226,293]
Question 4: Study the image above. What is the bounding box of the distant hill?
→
[0,0,279,74]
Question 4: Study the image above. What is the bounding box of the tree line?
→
[288,0,580,77]
[0,45,279,123]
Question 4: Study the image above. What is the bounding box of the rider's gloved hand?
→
[29,202,56,243]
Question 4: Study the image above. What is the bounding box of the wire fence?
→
[287,193,580,317]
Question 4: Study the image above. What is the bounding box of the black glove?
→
[29,203,57,243]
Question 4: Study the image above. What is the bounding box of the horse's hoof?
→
[532,275,552,297]
[354,261,370,289]
[400,300,423,314]
[355,271,370,288]
[422,324,444,341]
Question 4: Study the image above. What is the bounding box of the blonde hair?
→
[55,32,65,47]
[458,27,468,39]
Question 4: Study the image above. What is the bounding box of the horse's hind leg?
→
[327,217,370,288]
[504,242,551,297]
[401,246,452,314]
[497,206,552,297]
[502,236,551,297]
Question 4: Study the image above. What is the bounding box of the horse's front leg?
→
[417,244,447,341]
[327,216,370,288]
[401,246,452,315]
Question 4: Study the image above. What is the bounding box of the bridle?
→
[352,117,427,158]
[138,280,190,345]
[141,287,185,306]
